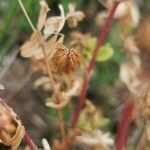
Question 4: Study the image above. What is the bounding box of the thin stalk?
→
[17,0,36,32]
[137,132,146,150]
[23,131,36,150]
[17,0,66,146]
[136,120,148,150]
[17,1,38,149]
[0,1,18,43]
[39,39,67,143]
[71,0,121,129]
[116,101,134,150]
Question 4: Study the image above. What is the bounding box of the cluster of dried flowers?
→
[1,0,149,149]
[20,1,84,111]
[19,0,115,149]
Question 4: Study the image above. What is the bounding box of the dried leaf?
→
[43,5,65,38]
[0,99,25,149]
[114,1,140,27]
[20,31,59,60]
[65,80,81,97]
[119,55,142,95]
[46,94,69,109]
[20,31,44,59]
[37,0,50,30]
[95,11,108,27]
[0,84,4,90]
[34,76,60,91]
[66,4,85,28]
[34,76,50,88]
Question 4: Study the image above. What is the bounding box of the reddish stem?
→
[23,131,36,150]
[71,0,121,129]
[116,102,134,150]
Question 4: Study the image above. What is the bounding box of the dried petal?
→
[95,11,108,27]
[0,84,4,90]
[54,44,81,74]
[43,5,65,38]
[34,76,50,88]
[66,4,85,28]
[119,55,143,95]
[37,1,50,30]
[114,1,140,27]
[20,31,58,60]
[65,80,81,97]
[46,94,69,109]
[20,31,44,59]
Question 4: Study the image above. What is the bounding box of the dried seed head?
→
[54,44,81,74]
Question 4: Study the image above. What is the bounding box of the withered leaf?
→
[20,31,59,60]
[37,0,50,30]
[66,4,85,28]
[43,5,65,39]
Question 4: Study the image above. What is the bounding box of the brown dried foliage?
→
[0,99,25,149]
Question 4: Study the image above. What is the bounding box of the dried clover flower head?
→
[66,4,85,28]
[0,99,25,149]
[54,44,81,74]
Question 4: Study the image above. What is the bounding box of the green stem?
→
[0,1,18,43]
[17,0,36,31]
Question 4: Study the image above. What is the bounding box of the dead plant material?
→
[54,44,81,74]
[0,99,25,149]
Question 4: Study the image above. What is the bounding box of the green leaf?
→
[98,118,110,127]
[96,43,114,62]
[85,37,97,52]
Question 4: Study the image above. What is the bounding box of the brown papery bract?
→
[54,43,82,74]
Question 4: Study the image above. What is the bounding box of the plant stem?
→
[137,132,145,150]
[71,0,121,129]
[17,0,36,32]
[18,0,66,146]
[23,131,36,150]
[116,101,134,150]
[39,38,66,143]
